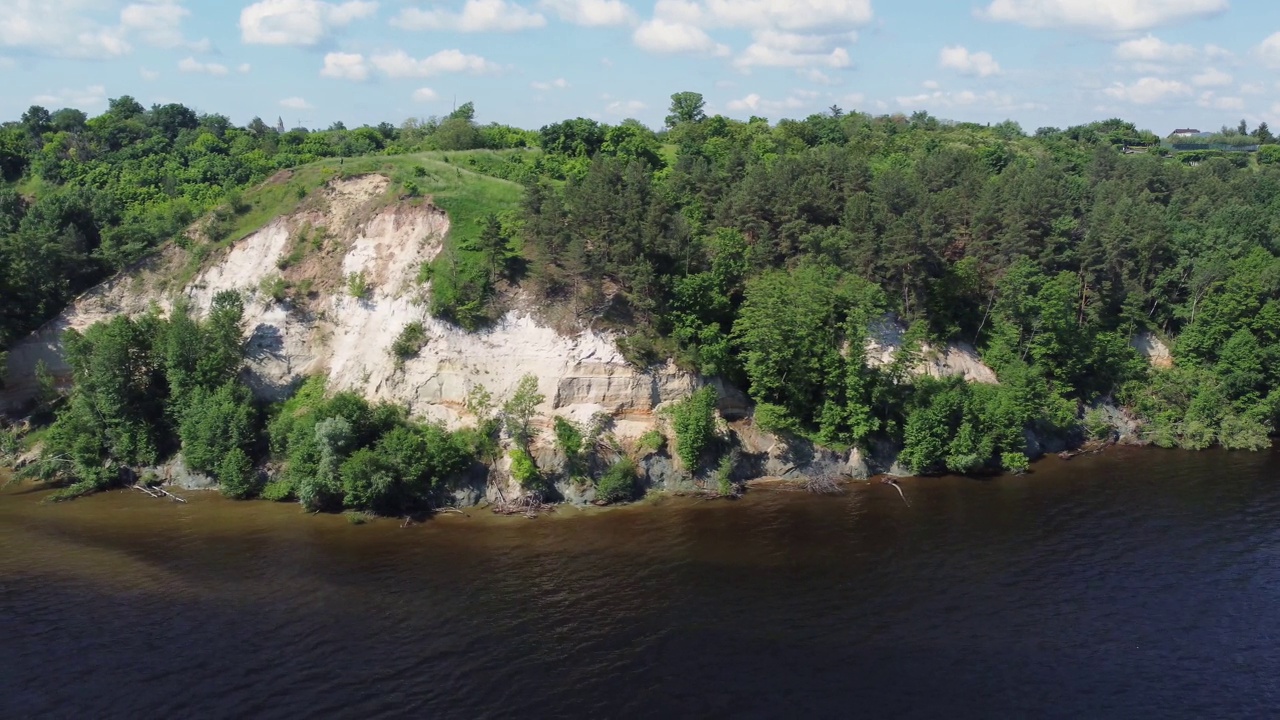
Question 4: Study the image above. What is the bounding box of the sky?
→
[3,0,1280,134]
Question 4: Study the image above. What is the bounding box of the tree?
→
[665,92,706,128]
[1254,122,1273,144]
[502,374,545,447]
[668,386,717,470]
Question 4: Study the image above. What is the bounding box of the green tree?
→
[666,92,707,128]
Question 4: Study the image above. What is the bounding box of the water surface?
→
[2,447,1279,718]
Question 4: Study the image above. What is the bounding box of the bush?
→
[217,447,258,499]
[554,416,584,472]
[390,321,428,364]
[1083,407,1113,441]
[637,429,666,454]
[715,452,735,496]
[596,458,637,503]
[1002,452,1031,474]
[509,447,540,489]
[347,271,371,300]
[753,402,802,435]
[669,386,717,470]
[260,478,296,502]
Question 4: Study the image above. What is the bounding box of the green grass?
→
[168,150,525,291]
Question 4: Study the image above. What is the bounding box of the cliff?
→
[1,174,1009,498]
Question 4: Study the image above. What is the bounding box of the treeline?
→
[502,94,1280,469]
[0,98,530,354]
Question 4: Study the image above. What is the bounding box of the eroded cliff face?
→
[1,177,698,448]
[1,175,1014,496]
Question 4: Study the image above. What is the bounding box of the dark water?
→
[3,446,1279,719]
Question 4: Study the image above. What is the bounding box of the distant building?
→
[1170,128,1201,137]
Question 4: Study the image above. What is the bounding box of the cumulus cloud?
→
[1258,32,1280,68]
[633,18,728,55]
[895,88,1041,112]
[121,0,210,51]
[393,0,546,32]
[279,96,314,109]
[139,66,160,81]
[320,51,370,80]
[0,0,131,59]
[539,0,634,26]
[725,92,806,113]
[979,0,1228,34]
[32,84,108,108]
[412,87,439,102]
[239,63,253,73]
[240,0,378,46]
[1102,76,1191,104]
[1114,34,1197,62]
[634,0,869,68]
[1191,67,1232,87]
[178,57,229,76]
[938,46,1001,76]
[734,30,854,69]
[371,49,501,77]
[605,99,646,115]
[1197,91,1243,111]
[532,77,570,90]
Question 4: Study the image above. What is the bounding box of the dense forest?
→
[3,91,1280,508]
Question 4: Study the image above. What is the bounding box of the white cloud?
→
[531,77,570,90]
[178,57,229,76]
[1197,91,1244,111]
[240,0,378,46]
[393,0,546,32]
[800,69,837,85]
[733,30,854,69]
[412,87,439,102]
[726,92,806,113]
[667,0,873,33]
[895,88,1041,112]
[370,49,500,77]
[605,99,646,115]
[939,46,1001,77]
[0,0,131,59]
[321,51,370,80]
[32,84,108,109]
[539,0,635,26]
[1115,34,1197,62]
[922,79,941,90]
[238,63,252,73]
[633,18,728,55]
[1191,67,1231,87]
[979,0,1228,34]
[1258,32,1280,69]
[280,96,313,109]
[1240,82,1266,95]
[1102,76,1191,104]
[139,66,160,81]
[120,0,210,51]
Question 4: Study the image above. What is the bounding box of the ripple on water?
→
[2,448,1280,719]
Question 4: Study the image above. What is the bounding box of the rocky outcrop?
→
[864,314,998,384]
[1131,331,1173,369]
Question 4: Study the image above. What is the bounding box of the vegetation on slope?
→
[5,91,1280,506]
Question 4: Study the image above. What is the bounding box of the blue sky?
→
[3,0,1280,134]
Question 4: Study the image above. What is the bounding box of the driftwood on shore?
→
[1058,439,1110,461]
[130,484,187,503]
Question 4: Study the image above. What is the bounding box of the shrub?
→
[390,321,428,364]
[260,478,296,502]
[596,458,637,504]
[668,386,717,470]
[753,402,802,435]
[715,452,735,496]
[554,416,584,472]
[217,447,258,499]
[1083,407,1113,441]
[347,271,371,300]
[637,429,666,454]
[509,447,540,489]
[502,374,544,447]
[259,274,288,303]
[1002,452,1031,474]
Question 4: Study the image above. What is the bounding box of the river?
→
[2,446,1279,719]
